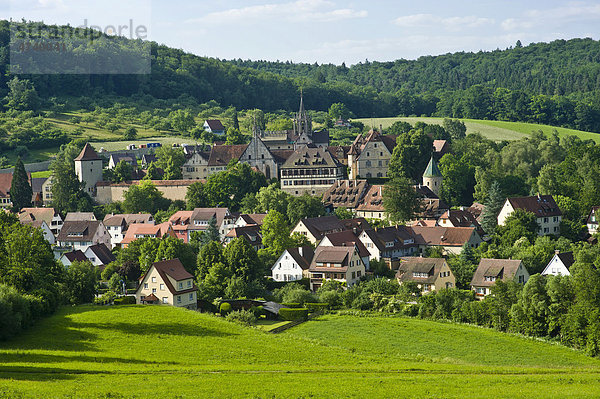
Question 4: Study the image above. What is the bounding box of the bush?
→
[226,309,257,326]
[0,284,52,341]
[279,307,309,321]
[249,305,264,318]
[305,303,328,313]
[94,291,117,305]
[219,302,232,316]
[280,302,301,308]
[114,296,136,305]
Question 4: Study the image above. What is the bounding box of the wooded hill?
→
[2,20,600,133]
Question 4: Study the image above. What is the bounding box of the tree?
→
[261,210,292,258]
[389,129,433,180]
[144,162,161,180]
[287,194,326,225]
[334,207,353,220]
[63,261,98,305]
[232,109,240,130]
[123,126,138,140]
[254,183,290,214]
[10,158,32,212]
[328,102,350,121]
[223,237,263,282]
[112,160,133,183]
[169,109,195,132]
[439,153,475,206]
[497,209,540,246]
[51,158,93,215]
[189,216,219,253]
[163,156,183,180]
[154,147,185,179]
[480,181,504,234]
[225,128,246,145]
[196,241,225,280]
[122,180,170,214]
[382,177,421,223]
[5,77,40,111]
[155,236,197,275]
[510,274,549,337]
[185,182,208,209]
[443,118,467,140]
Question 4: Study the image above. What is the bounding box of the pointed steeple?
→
[423,155,441,177]
[74,143,101,161]
[299,88,305,115]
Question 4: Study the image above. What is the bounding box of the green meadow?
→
[0,306,599,398]
[355,116,600,143]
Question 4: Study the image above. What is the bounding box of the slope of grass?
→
[356,116,600,143]
[0,306,599,398]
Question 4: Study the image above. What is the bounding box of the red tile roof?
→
[74,143,101,161]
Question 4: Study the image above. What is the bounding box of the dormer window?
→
[484,276,496,282]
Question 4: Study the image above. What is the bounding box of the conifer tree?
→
[10,157,32,212]
[481,180,504,234]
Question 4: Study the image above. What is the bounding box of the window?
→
[518,275,525,284]
[476,287,486,295]
[357,271,361,277]
[162,297,168,304]
[144,283,148,289]
[189,293,194,301]
[178,282,183,289]
[151,277,156,283]
[544,217,549,223]
[160,284,165,290]
[177,295,181,303]
[187,280,192,288]
[352,271,356,279]
[152,288,157,293]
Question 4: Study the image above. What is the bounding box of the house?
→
[181,150,211,180]
[204,119,226,135]
[65,212,97,222]
[238,132,279,180]
[280,146,344,196]
[497,195,562,236]
[103,213,154,248]
[56,220,111,252]
[292,215,345,245]
[223,225,263,251]
[41,175,53,206]
[168,210,194,242]
[327,146,351,166]
[234,214,267,228]
[318,230,371,270]
[347,130,396,179]
[322,179,369,212]
[20,219,55,244]
[141,154,157,168]
[84,243,116,270]
[467,202,486,224]
[59,250,88,266]
[355,184,386,220]
[108,153,137,169]
[358,226,418,262]
[136,259,197,309]
[271,246,314,282]
[587,206,600,235]
[395,257,455,293]
[190,207,231,239]
[0,172,33,209]
[308,246,365,291]
[18,207,64,235]
[207,144,247,175]
[471,258,530,299]
[120,222,176,248]
[433,140,450,158]
[541,251,575,276]
[409,226,482,255]
[30,177,47,207]
[437,209,484,236]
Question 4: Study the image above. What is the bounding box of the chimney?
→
[555,250,560,255]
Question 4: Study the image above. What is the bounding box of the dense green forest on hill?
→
[2,21,600,133]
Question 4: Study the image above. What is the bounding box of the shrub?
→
[219,302,232,316]
[305,303,328,313]
[318,290,343,309]
[226,310,257,326]
[94,291,117,305]
[114,296,136,305]
[281,302,301,308]
[249,305,264,318]
[279,307,309,321]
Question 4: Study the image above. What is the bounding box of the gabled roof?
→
[408,226,478,247]
[57,221,102,242]
[30,177,47,193]
[141,154,157,164]
[21,219,48,230]
[110,153,137,165]
[74,143,101,161]
[103,213,154,227]
[322,230,370,259]
[471,258,523,287]
[310,246,354,271]
[282,246,314,270]
[18,207,58,225]
[62,250,88,263]
[282,146,340,169]
[396,257,449,284]
[65,212,97,222]
[0,173,13,197]
[237,213,267,226]
[433,140,449,154]
[270,149,295,164]
[298,215,345,240]
[169,210,194,225]
[506,195,562,218]
[439,209,481,229]
[361,226,416,252]
[341,217,371,233]
[86,243,116,265]
[322,180,369,209]
[356,185,385,212]
[423,155,441,178]
[414,184,438,199]
[587,206,600,225]
[205,119,225,131]
[121,222,173,244]
[225,225,263,247]
[190,207,230,229]
[207,144,248,166]
[312,129,330,144]
[556,251,575,269]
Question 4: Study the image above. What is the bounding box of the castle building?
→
[74,143,103,197]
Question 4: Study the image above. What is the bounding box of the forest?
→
[2,21,600,133]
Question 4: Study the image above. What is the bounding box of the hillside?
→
[356,117,600,143]
[0,306,598,398]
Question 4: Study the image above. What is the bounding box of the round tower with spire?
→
[74,143,103,197]
[422,155,442,196]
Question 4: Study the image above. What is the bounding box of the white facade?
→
[497,199,561,236]
[75,158,103,197]
[541,253,571,276]
[271,249,306,282]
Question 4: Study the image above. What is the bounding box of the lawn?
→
[355,116,600,143]
[0,306,599,398]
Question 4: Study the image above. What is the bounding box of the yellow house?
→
[136,259,197,310]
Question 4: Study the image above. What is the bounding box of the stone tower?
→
[422,155,442,196]
[74,143,103,197]
[293,90,312,138]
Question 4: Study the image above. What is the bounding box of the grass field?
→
[355,116,600,143]
[0,306,599,398]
